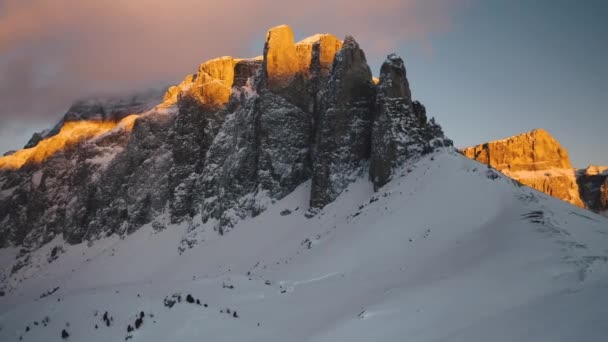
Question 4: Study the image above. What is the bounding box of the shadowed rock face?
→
[263,25,300,91]
[370,54,451,190]
[462,129,573,172]
[462,129,584,207]
[577,166,608,213]
[296,34,343,78]
[0,25,451,251]
[310,36,377,208]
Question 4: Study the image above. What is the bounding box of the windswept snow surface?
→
[1,149,607,341]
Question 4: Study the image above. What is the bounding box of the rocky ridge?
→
[577,165,608,214]
[25,89,164,149]
[462,129,607,212]
[0,25,451,254]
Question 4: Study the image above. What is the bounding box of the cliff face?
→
[462,129,584,207]
[310,36,376,208]
[577,166,608,214]
[0,25,451,252]
[370,54,449,190]
[25,90,164,149]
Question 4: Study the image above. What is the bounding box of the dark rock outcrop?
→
[462,129,584,207]
[370,54,451,190]
[577,166,608,213]
[23,90,164,149]
[310,36,376,208]
[24,131,48,149]
[263,25,299,91]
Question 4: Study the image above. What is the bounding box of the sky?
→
[0,0,606,167]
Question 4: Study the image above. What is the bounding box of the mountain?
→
[462,129,608,215]
[0,24,450,252]
[1,150,607,342]
[1,25,607,342]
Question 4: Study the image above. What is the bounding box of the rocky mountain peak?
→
[581,165,608,176]
[369,54,451,190]
[578,165,608,214]
[263,25,299,90]
[0,25,451,252]
[462,129,584,207]
[326,35,374,103]
[20,89,164,151]
[186,56,238,108]
[378,53,412,103]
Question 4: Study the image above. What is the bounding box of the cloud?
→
[0,0,464,150]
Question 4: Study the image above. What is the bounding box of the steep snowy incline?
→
[1,149,607,342]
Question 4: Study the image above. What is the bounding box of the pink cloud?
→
[0,0,464,126]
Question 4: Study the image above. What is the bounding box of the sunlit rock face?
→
[0,24,451,251]
[263,25,300,90]
[233,58,263,88]
[462,129,585,207]
[162,74,196,105]
[462,129,572,171]
[193,56,237,107]
[0,117,137,170]
[577,165,608,213]
[295,34,343,78]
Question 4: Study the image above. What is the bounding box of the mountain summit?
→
[0,25,451,251]
[462,129,607,215]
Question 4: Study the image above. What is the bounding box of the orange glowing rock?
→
[192,56,239,107]
[160,56,264,109]
[462,129,585,207]
[162,74,196,105]
[0,115,138,170]
[295,33,343,78]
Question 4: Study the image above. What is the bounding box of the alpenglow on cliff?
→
[462,129,608,215]
[0,25,451,251]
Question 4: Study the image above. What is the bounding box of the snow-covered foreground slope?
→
[1,149,607,342]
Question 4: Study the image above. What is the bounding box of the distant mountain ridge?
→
[462,129,607,215]
[23,89,165,149]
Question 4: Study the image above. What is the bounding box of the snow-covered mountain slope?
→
[1,149,607,342]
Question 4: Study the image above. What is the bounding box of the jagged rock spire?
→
[462,129,584,207]
[370,54,451,190]
[310,35,376,208]
[263,25,299,90]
